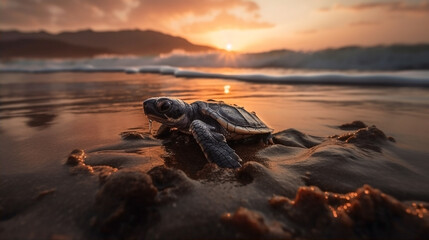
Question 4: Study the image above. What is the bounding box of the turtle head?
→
[143,97,192,128]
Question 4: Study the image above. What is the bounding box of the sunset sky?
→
[1,0,429,52]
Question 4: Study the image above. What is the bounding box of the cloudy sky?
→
[1,0,429,52]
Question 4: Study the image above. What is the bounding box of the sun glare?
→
[226,43,232,52]
[224,85,231,94]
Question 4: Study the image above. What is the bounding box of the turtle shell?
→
[198,100,272,135]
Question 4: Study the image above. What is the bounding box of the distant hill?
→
[0,29,216,58]
[0,39,111,58]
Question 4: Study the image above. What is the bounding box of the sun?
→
[226,43,232,52]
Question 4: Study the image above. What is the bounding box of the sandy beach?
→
[3,0,429,238]
[0,71,428,239]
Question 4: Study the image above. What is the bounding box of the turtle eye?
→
[156,100,172,112]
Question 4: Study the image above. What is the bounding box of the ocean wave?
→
[1,64,428,87]
[152,45,429,70]
[174,69,429,86]
[1,51,429,87]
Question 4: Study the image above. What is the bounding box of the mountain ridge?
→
[0,38,112,58]
[0,29,216,58]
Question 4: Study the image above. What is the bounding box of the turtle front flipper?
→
[190,120,242,168]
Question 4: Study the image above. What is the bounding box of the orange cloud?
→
[321,1,429,13]
[0,0,271,33]
[183,11,274,33]
[0,0,133,30]
[349,20,379,27]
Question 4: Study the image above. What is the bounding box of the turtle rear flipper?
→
[190,120,242,168]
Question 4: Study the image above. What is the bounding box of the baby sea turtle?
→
[143,97,273,168]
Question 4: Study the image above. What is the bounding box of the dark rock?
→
[221,207,269,236]
[339,121,368,130]
[345,126,387,143]
[335,126,391,152]
[66,149,86,166]
[222,207,292,239]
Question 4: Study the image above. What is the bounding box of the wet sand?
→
[1,72,429,239]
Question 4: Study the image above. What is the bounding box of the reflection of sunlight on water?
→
[224,85,230,94]
[216,51,238,67]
